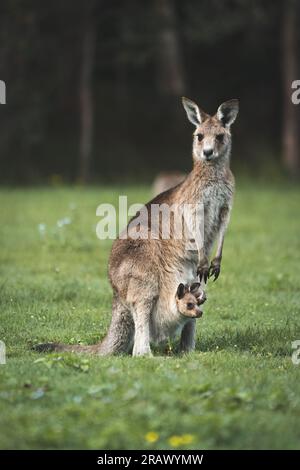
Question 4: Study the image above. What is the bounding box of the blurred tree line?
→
[0,0,299,184]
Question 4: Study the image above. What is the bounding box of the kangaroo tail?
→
[32,342,98,354]
[33,296,134,356]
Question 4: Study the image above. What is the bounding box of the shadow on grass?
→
[196,324,299,357]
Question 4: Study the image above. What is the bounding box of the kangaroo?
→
[35,282,206,354]
[35,96,238,357]
[104,97,238,356]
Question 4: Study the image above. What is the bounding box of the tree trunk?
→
[78,8,95,184]
[155,0,185,96]
[282,0,299,177]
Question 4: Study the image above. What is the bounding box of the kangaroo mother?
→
[99,97,238,356]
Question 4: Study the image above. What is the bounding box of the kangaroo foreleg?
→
[209,206,231,281]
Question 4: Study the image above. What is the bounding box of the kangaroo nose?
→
[203,149,213,158]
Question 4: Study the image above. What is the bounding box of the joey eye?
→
[216,133,225,142]
[197,133,204,142]
[187,302,194,310]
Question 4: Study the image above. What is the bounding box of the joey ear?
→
[190,283,207,304]
[190,282,201,297]
[176,283,187,300]
[182,97,207,126]
[217,99,239,127]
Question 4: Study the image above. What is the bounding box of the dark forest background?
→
[0,0,299,184]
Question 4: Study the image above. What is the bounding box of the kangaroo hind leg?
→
[95,295,134,355]
[131,297,157,357]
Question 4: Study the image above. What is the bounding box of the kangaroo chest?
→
[202,182,232,249]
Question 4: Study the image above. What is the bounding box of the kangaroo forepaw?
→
[197,265,210,284]
[209,260,221,281]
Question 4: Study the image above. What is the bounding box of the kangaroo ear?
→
[217,99,239,127]
[190,282,201,297]
[182,97,207,126]
[190,283,207,304]
[176,283,187,300]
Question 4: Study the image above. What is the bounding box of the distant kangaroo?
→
[35,97,238,356]
[152,171,186,196]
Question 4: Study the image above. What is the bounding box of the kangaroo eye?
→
[197,133,204,142]
[187,303,194,310]
[216,133,225,142]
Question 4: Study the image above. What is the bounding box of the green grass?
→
[0,182,300,450]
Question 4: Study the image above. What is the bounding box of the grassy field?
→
[0,182,300,450]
